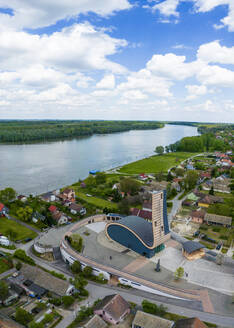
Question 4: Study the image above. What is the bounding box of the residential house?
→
[139,173,148,181]
[32,211,46,224]
[84,315,107,328]
[182,241,205,260]
[132,310,173,328]
[94,294,130,325]
[48,205,57,213]
[17,195,27,202]
[199,171,211,180]
[197,196,213,208]
[182,200,193,207]
[212,177,231,193]
[190,210,206,224]
[40,192,56,202]
[204,213,232,227]
[174,317,208,328]
[171,181,181,192]
[186,164,194,170]
[61,188,75,202]
[187,193,199,202]
[11,264,75,297]
[0,203,9,216]
[69,203,86,215]
[52,211,68,225]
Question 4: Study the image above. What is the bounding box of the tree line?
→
[0,120,164,143]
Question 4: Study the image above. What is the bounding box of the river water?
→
[0,124,199,195]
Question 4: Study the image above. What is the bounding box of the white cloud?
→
[146,0,234,31]
[186,84,207,100]
[0,0,132,29]
[197,41,234,65]
[0,23,127,73]
[96,74,116,89]
[151,0,180,17]
[197,65,234,87]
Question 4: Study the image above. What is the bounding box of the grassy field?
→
[77,192,118,210]
[0,258,11,274]
[0,218,37,241]
[118,152,199,174]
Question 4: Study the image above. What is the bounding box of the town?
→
[0,127,233,328]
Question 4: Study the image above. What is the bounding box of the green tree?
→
[155,146,164,155]
[83,266,93,278]
[174,267,184,280]
[118,198,130,215]
[0,280,9,301]
[15,261,22,271]
[0,187,17,202]
[62,295,75,308]
[71,261,82,274]
[120,178,140,195]
[29,321,44,328]
[209,186,214,195]
[74,275,88,291]
[15,308,33,326]
[184,171,198,190]
[16,206,33,222]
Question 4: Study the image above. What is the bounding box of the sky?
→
[0,0,233,122]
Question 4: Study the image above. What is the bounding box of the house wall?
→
[191,217,203,224]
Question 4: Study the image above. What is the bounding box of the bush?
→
[174,267,184,280]
[220,235,228,240]
[167,201,173,208]
[49,270,66,280]
[14,249,35,265]
[142,300,167,316]
[15,308,33,326]
[15,261,22,271]
[49,297,62,306]
[71,261,82,274]
[62,295,75,308]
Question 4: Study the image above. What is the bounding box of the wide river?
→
[0,124,199,195]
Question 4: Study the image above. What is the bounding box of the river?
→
[0,124,199,195]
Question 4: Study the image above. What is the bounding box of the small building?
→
[187,193,199,202]
[49,205,57,213]
[84,314,107,328]
[94,294,130,325]
[139,173,148,181]
[204,213,232,227]
[15,264,75,297]
[132,310,173,328]
[0,203,9,216]
[62,188,75,201]
[32,211,46,223]
[182,241,205,260]
[190,210,206,224]
[40,192,56,202]
[52,211,68,225]
[198,196,213,208]
[69,203,86,215]
[174,317,208,328]
[17,195,27,202]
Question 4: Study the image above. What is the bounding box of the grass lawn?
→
[118,152,199,174]
[0,258,11,274]
[0,217,37,241]
[77,192,118,210]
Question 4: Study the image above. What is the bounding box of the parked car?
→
[216,242,223,250]
[24,238,32,242]
[193,230,200,237]
[199,233,206,239]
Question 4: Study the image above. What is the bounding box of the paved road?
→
[0,268,16,279]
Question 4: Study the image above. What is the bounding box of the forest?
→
[0,120,164,143]
[168,133,229,153]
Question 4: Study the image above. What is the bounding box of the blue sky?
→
[0,0,233,122]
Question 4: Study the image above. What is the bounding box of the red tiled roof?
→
[0,203,4,211]
[49,205,57,212]
[131,208,152,220]
[190,210,206,219]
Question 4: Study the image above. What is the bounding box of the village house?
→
[69,203,86,215]
[52,211,68,225]
[32,211,46,224]
[60,188,75,202]
[40,191,56,202]
[94,294,130,325]
[204,213,232,227]
[48,205,57,213]
[197,194,223,208]
[9,264,75,297]
[17,195,27,202]
[174,317,208,328]
[132,310,173,328]
[0,203,9,216]
[138,173,149,181]
[84,315,107,328]
[190,210,206,224]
